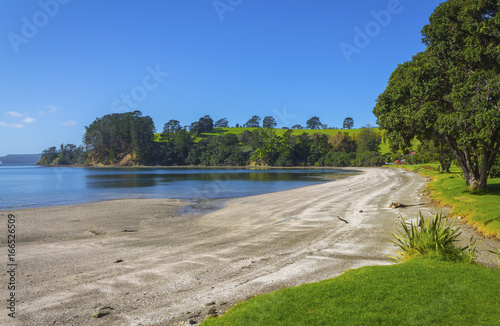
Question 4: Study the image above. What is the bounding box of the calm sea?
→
[0,166,354,209]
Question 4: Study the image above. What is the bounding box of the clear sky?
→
[0,0,444,156]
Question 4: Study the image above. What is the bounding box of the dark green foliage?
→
[38,144,87,165]
[490,155,500,178]
[190,115,214,136]
[186,134,247,166]
[156,128,194,166]
[351,127,385,166]
[214,117,229,128]
[83,110,155,165]
[343,117,354,129]
[178,127,384,167]
[306,116,321,129]
[408,137,455,172]
[322,151,356,167]
[244,115,261,128]
[328,132,357,153]
[249,128,280,165]
[161,119,182,141]
[262,116,277,129]
[38,146,58,164]
[308,133,329,166]
[44,112,389,167]
[354,151,385,167]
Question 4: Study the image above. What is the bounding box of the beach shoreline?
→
[2,167,437,325]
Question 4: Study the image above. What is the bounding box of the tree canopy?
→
[244,115,261,128]
[190,115,214,136]
[374,0,500,189]
[343,117,354,129]
[306,116,322,129]
[263,116,277,128]
[83,111,155,165]
[215,117,229,128]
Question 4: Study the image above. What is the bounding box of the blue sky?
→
[0,0,444,156]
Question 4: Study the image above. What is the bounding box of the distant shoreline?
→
[32,164,360,170]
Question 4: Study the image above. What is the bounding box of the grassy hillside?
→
[155,127,394,154]
[201,257,500,326]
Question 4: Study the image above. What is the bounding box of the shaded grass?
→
[201,258,500,326]
[399,164,500,239]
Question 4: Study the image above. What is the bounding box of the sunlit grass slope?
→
[400,164,500,239]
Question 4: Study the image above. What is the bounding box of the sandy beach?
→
[1,167,495,325]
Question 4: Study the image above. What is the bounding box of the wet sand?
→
[1,167,493,325]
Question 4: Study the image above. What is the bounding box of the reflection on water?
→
[1,166,356,209]
[87,174,162,188]
[85,170,335,188]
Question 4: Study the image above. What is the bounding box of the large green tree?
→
[262,116,277,129]
[83,111,155,165]
[343,117,354,129]
[215,117,229,128]
[244,115,261,128]
[374,0,500,189]
[306,116,322,129]
[190,115,214,136]
[161,119,182,141]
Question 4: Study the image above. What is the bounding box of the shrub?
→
[389,212,478,263]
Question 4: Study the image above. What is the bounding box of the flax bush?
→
[389,212,478,263]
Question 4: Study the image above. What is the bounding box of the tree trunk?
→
[479,147,497,190]
[438,159,451,173]
[444,136,483,189]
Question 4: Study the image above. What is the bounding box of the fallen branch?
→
[336,216,349,224]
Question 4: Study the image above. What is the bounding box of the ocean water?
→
[0,166,355,209]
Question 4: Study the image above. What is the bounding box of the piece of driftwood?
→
[389,202,407,209]
[336,216,349,223]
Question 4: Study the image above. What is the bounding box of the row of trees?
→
[200,115,355,130]
[38,111,382,167]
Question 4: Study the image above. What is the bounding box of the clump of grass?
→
[489,248,500,267]
[389,212,478,263]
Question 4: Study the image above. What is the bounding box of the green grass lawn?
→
[399,164,500,239]
[201,257,500,326]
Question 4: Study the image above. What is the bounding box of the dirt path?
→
[1,167,474,325]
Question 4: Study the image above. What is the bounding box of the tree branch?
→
[480,139,500,155]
